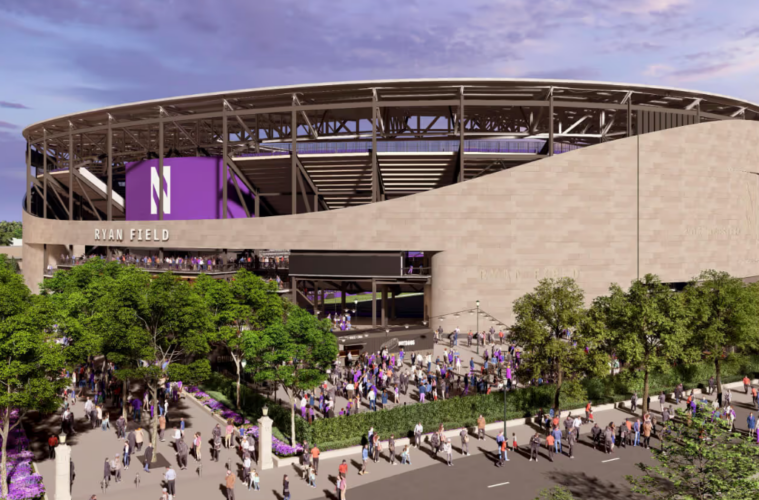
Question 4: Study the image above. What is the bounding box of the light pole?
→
[476,300,480,356]
[240,359,247,409]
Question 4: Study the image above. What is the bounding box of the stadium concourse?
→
[25,338,755,500]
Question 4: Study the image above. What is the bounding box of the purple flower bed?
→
[184,386,304,457]
[2,410,44,500]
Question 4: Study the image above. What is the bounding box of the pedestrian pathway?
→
[28,376,754,500]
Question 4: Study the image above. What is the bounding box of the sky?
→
[1,0,759,221]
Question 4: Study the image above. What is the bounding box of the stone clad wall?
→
[22,120,759,327]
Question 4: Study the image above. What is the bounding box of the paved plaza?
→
[25,362,759,500]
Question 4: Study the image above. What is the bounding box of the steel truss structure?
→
[22,79,759,220]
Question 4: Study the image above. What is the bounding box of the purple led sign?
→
[125,157,253,221]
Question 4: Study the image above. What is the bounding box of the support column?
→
[459,87,465,182]
[381,285,388,328]
[26,140,31,214]
[222,113,228,219]
[54,435,72,500]
[43,130,47,219]
[68,129,74,219]
[372,100,378,202]
[340,284,346,315]
[371,279,377,328]
[22,243,45,294]
[627,98,632,138]
[291,100,297,215]
[391,290,397,320]
[291,277,297,305]
[257,414,274,470]
[548,88,554,156]
[159,118,165,221]
[107,117,113,221]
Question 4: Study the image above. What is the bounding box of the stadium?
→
[16,78,759,346]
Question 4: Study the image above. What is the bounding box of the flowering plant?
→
[0,412,45,499]
[183,385,299,456]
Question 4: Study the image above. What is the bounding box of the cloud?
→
[0,101,29,109]
[643,64,673,77]
[0,121,17,129]
[521,67,601,80]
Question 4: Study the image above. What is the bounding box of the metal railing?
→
[240,140,581,156]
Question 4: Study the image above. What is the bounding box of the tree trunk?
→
[642,368,650,415]
[553,361,562,412]
[122,379,129,420]
[288,389,296,446]
[0,409,8,499]
[715,357,723,400]
[149,382,159,462]
[235,359,241,409]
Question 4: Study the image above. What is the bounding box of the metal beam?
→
[296,166,312,213]
[291,99,297,214]
[229,163,251,218]
[43,131,47,219]
[459,87,465,182]
[293,94,319,140]
[548,87,554,156]
[43,171,70,219]
[74,176,102,221]
[372,93,379,202]
[159,116,164,221]
[223,113,228,219]
[68,127,74,219]
[107,116,113,221]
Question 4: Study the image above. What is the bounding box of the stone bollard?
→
[55,434,72,500]
[257,408,274,470]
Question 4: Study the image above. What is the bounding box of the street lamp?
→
[240,359,247,408]
[476,300,480,356]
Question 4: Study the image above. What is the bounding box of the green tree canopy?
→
[682,270,759,398]
[585,274,689,414]
[244,305,338,445]
[0,222,22,247]
[629,408,759,500]
[0,261,66,497]
[195,270,284,407]
[97,269,212,456]
[511,277,603,411]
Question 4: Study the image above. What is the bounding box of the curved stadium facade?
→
[17,79,759,332]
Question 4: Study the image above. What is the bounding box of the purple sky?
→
[2,0,759,221]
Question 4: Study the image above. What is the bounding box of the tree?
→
[683,270,759,399]
[196,270,284,408]
[535,487,576,500]
[244,306,338,445]
[629,408,759,500]
[0,222,22,247]
[511,277,597,411]
[98,269,211,458]
[586,274,689,414]
[0,263,66,498]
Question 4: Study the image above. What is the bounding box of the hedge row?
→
[202,354,759,450]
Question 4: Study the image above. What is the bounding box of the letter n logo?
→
[150,166,171,215]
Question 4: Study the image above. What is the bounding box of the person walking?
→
[165,466,177,498]
[283,474,291,500]
[311,445,320,475]
[250,469,260,491]
[388,435,396,465]
[225,470,236,500]
[631,392,638,413]
[460,428,470,456]
[413,422,423,448]
[159,415,166,442]
[48,434,58,459]
[444,440,453,466]
[567,427,576,459]
[546,432,555,461]
[144,442,153,473]
[744,375,751,395]
[359,445,369,475]
[529,432,540,462]
[103,458,111,486]
[749,412,757,436]
[177,438,189,470]
[551,426,563,455]
[123,441,131,469]
[338,474,347,500]
[658,391,666,412]
[401,445,411,465]
[477,414,486,440]
[642,419,652,449]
